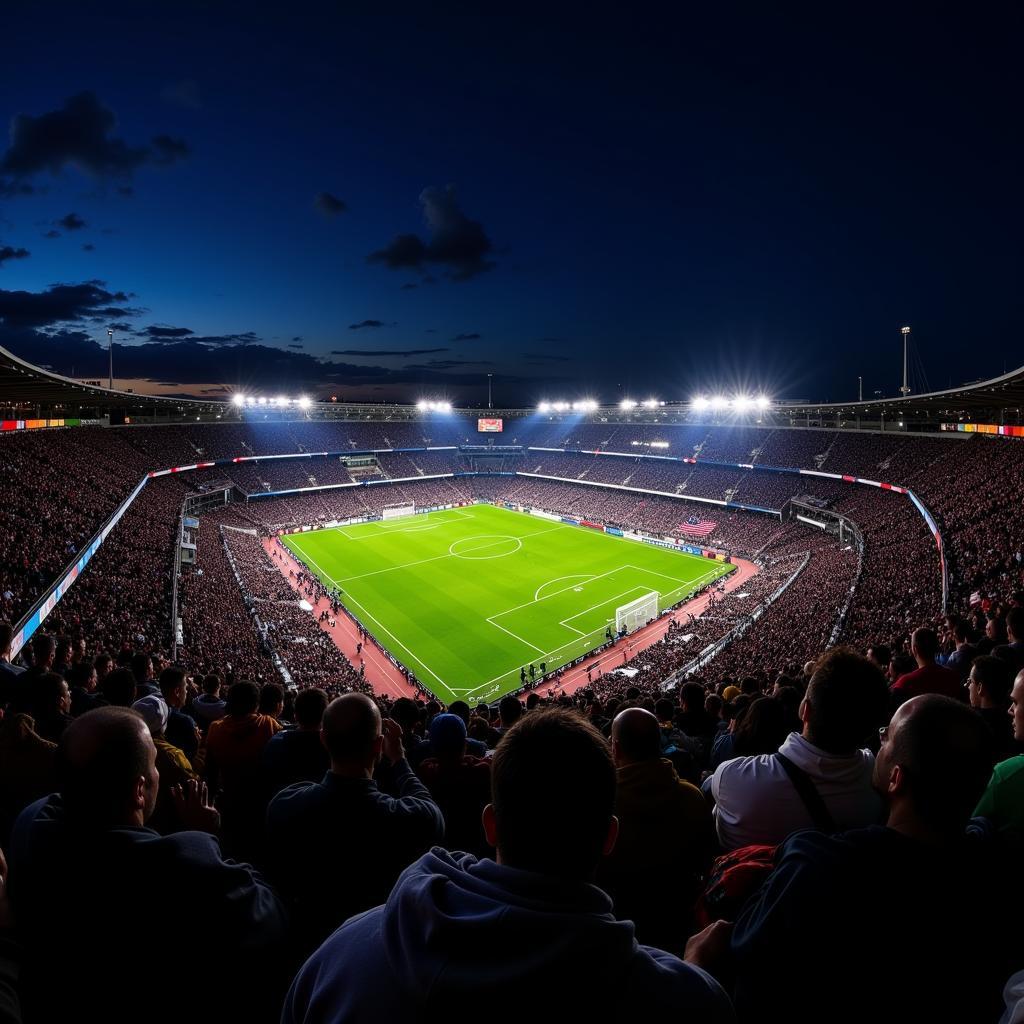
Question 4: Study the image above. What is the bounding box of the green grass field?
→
[283,503,733,704]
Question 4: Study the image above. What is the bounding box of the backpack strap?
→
[775,752,837,833]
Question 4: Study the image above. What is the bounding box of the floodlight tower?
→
[900,326,911,396]
[107,328,114,390]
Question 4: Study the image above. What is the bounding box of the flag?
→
[679,514,717,537]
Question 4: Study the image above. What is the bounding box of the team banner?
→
[477,418,503,432]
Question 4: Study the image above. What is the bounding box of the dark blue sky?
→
[0,6,1020,405]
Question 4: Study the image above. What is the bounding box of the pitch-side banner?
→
[477,418,503,432]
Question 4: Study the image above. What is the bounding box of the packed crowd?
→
[1,593,1023,1021]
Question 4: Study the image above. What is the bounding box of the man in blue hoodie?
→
[283,707,734,1024]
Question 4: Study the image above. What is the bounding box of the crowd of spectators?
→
[2,595,1023,1020]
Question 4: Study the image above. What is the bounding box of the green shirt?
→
[974,754,1024,847]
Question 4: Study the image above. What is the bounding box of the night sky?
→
[0,6,1020,406]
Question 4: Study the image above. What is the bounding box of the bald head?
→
[58,707,158,826]
[611,708,662,765]
[322,693,382,765]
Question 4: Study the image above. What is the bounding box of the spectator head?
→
[499,696,523,728]
[66,661,97,694]
[448,700,471,725]
[739,677,760,696]
[951,619,972,645]
[966,656,1012,710]
[910,628,939,666]
[654,697,675,722]
[321,693,382,770]
[132,695,170,739]
[0,621,13,660]
[680,682,706,712]
[100,668,138,708]
[159,666,188,708]
[32,633,56,671]
[202,673,221,696]
[1011,670,1024,743]
[390,697,420,734]
[58,707,159,828]
[985,615,1006,644]
[611,708,661,766]
[485,709,617,880]
[867,645,892,673]
[225,681,260,717]
[732,696,792,756]
[525,692,541,711]
[802,660,816,678]
[129,653,153,685]
[1011,591,1024,609]
[874,695,994,838]
[1006,608,1024,644]
[428,713,467,762]
[721,684,741,703]
[93,652,113,679]
[801,648,889,754]
[259,683,285,719]
[55,636,72,667]
[705,694,723,719]
[30,671,71,721]
[294,688,329,730]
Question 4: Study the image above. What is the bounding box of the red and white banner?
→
[477,418,503,432]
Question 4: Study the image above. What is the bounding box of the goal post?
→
[615,591,659,635]
[382,502,416,521]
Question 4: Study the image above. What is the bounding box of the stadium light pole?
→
[107,329,114,390]
[487,373,493,409]
[900,326,911,396]
[858,376,863,402]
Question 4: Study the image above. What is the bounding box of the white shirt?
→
[710,732,883,850]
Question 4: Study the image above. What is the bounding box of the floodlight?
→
[692,396,709,411]
[538,402,551,413]
[620,399,636,410]
[257,396,268,405]
[297,396,311,409]
[232,393,246,407]
[733,395,752,411]
[756,395,771,409]
[417,401,429,411]
[710,395,728,410]
[641,398,659,409]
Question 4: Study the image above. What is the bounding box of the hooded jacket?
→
[284,848,734,1024]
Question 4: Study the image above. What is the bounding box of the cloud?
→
[151,135,190,165]
[288,343,304,349]
[82,243,95,252]
[160,79,202,109]
[332,347,449,357]
[314,191,348,217]
[368,184,495,281]
[141,324,194,339]
[58,212,86,231]
[452,332,481,341]
[107,322,134,332]
[0,245,30,267]
[291,335,303,342]
[405,358,493,370]
[0,92,190,189]
[0,280,140,329]
[43,230,60,239]
[348,319,385,330]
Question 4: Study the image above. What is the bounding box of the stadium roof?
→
[1,340,1023,419]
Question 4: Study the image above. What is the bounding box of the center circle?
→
[449,534,523,559]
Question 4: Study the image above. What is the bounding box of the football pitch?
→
[282,503,733,704]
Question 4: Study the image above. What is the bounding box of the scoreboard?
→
[477,418,503,432]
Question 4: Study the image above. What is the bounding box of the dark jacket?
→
[266,759,443,956]
[283,849,734,1024]
[732,826,1014,1023]
[9,794,288,1023]
[260,728,330,800]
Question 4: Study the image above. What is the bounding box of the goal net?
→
[382,502,416,521]
[615,591,659,635]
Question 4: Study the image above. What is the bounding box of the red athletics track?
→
[266,534,759,705]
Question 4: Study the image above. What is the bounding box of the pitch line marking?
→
[533,574,597,602]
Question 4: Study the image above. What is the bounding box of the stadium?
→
[2,9,1022,1023]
